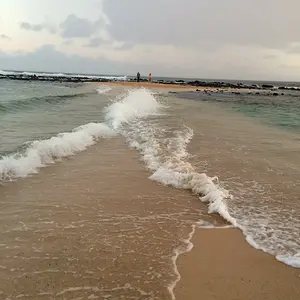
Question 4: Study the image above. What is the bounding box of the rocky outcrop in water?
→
[0,73,111,83]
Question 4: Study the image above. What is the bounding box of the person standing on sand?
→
[149,73,152,82]
[137,72,140,82]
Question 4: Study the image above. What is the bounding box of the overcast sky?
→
[1,0,300,80]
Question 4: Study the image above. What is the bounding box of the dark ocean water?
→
[0,80,105,155]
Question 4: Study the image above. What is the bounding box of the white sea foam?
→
[0,123,115,180]
[168,224,196,300]
[276,253,300,268]
[104,88,300,270]
[105,88,237,227]
[97,86,112,94]
[104,88,162,130]
[109,89,236,227]
[197,220,234,229]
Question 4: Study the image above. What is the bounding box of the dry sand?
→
[97,81,193,90]
[97,81,263,94]
[175,228,300,300]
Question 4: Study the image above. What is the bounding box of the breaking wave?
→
[1,87,299,269]
[0,92,94,113]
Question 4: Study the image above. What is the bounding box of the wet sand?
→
[0,136,213,299]
[176,228,300,300]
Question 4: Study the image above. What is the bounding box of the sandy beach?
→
[96,81,267,95]
[96,81,197,92]
[175,228,300,300]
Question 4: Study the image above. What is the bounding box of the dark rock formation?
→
[262,84,274,89]
[1,73,299,94]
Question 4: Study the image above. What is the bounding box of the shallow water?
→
[175,90,300,132]
[0,83,299,299]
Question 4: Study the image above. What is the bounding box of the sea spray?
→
[105,88,235,226]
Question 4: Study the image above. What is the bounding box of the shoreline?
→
[175,227,300,300]
[1,80,300,299]
[96,81,264,95]
[96,81,195,90]
[97,81,299,97]
[2,71,300,92]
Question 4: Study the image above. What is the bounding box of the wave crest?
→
[0,123,115,181]
[0,91,94,113]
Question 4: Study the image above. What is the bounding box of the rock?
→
[262,84,274,89]
[273,92,279,96]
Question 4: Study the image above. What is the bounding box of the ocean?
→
[0,77,300,299]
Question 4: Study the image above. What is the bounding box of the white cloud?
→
[102,0,300,49]
[20,21,56,34]
[1,0,300,80]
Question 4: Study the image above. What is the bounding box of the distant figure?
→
[149,73,152,82]
[137,72,140,82]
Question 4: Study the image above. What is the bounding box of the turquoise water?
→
[231,98,300,132]
[2,81,299,158]
[175,91,300,133]
[0,80,106,155]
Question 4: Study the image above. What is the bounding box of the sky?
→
[1,0,300,80]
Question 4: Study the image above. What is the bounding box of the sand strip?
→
[96,81,267,95]
[97,81,193,89]
[175,228,300,300]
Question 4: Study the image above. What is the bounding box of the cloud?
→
[1,1,300,81]
[63,39,73,46]
[20,22,56,34]
[20,22,44,32]
[102,0,300,49]
[59,14,103,38]
[286,43,300,54]
[0,45,135,74]
[263,54,278,60]
[115,42,135,51]
[84,37,106,48]
[0,34,10,40]
[0,44,196,77]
